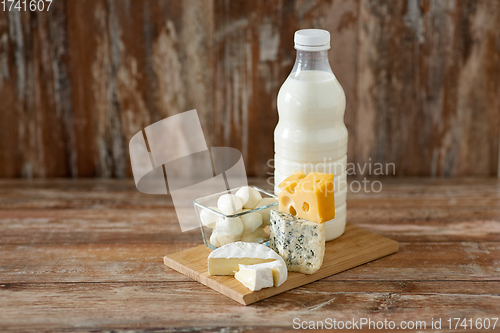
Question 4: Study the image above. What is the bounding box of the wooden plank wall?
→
[0,0,499,178]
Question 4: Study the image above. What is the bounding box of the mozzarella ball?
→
[217,194,243,215]
[216,216,244,238]
[241,212,263,234]
[209,230,222,247]
[254,198,278,224]
[240,227,267,243]
[235,186,262,209]
[200,206,220,229]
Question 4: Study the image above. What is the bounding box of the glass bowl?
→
[194,186,278,249]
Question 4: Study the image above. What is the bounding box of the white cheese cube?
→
[235,186,262,209]
[217,194,243,215]
[241,212,263,234]
[235,263,273,291]
[270,209,325,274]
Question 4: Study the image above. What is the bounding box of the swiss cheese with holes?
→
[278,171,335,223]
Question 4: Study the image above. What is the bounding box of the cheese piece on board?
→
[269,209,325,274]
[278,172,335,223]
[252,260,287,287]
[208,242,288,287]
[235,264,274,291]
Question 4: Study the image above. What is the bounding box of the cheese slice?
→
[270,209,325,274]
[235,263,274,291]
[208,242,287,286]
[278,171,335,223]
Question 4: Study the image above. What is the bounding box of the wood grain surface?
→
[0,178,499,331]
[1,0,499,178]
[163,224,399,305]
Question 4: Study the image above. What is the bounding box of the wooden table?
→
[1,178,499,332]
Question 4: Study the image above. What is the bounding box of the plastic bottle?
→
[274,29,347,241]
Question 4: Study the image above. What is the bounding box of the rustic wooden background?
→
[0,0,499,178]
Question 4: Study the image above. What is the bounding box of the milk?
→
[274,29,348,241]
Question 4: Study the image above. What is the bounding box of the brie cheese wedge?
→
[235,263,274,291]
[208,241,287,287]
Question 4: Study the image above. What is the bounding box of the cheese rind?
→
[252,260,287,287]
[208,242,287,286]
[209,257,274,275]
[270,209,325,274]
[235,264,274,291]
[278,172,335,223]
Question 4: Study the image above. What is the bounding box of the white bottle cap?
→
[294,29,330,51]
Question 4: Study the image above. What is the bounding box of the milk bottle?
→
[274,29,348,241]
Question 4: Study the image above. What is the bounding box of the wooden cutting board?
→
[163,223,399,305]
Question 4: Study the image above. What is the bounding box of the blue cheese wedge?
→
[269,209,325,274]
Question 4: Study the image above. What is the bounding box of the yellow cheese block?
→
[278,172,335,223]
[278,171,306,190]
